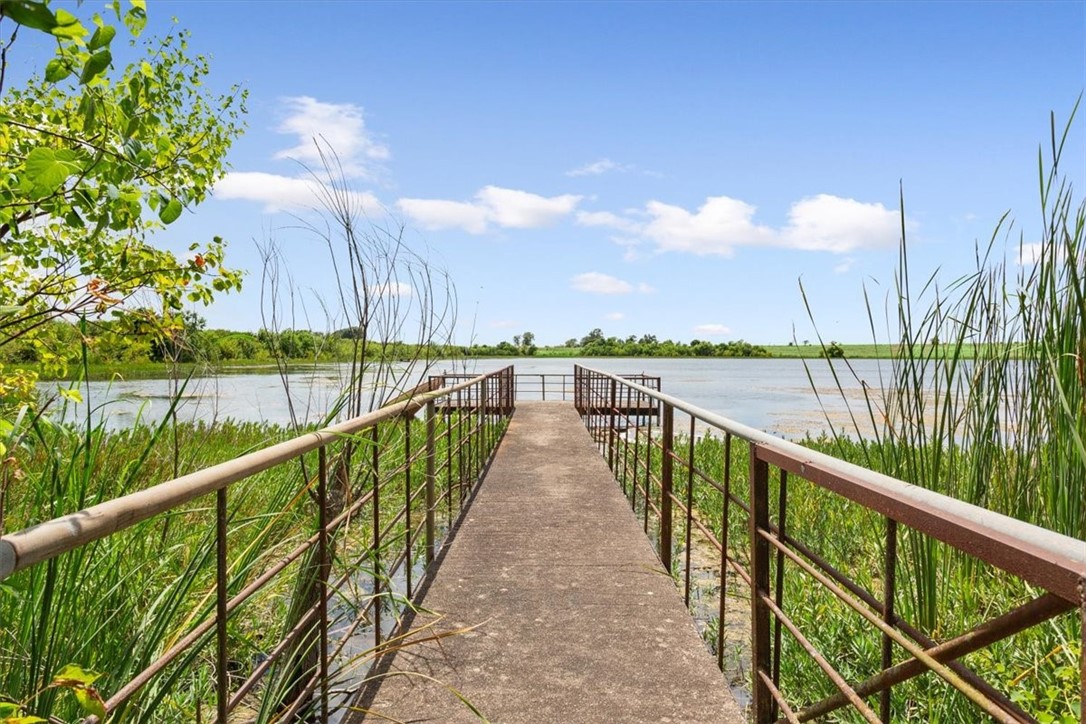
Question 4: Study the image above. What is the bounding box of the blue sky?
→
[11,1,1086,345]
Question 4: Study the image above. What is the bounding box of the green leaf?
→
[0,1,57,32]
[123,4,146,35]
[72,687,106,720]
[50,664,101,687]
[23,147,82,198]
[4,716,47,723]
[0,702,21,716]
[159,198,183,224]
[78,92,97,129]
[44,58,72,83]
[79,49,112,84]
[87,23,115,50]
[49,8,85,39]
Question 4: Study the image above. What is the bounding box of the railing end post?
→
[0,540,15,581]
[660,402,674,574]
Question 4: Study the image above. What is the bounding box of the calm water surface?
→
[57,357,886,439]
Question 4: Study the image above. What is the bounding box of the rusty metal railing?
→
[432,371,660,404]
[573,364,1086,722]
[0,367,515,722]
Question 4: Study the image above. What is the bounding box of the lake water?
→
[52,357,887,439]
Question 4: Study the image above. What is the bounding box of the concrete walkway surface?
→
[350,401,744,723]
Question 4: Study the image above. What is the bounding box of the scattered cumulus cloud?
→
[397,186,582,234]
[694,323,732,336]
[572,272,632,294]
[605,312,625,321]
[397,198,489,234]
[213,96,389,210]
[645,197,775,256]
[489,320,518,329]
[576,210,644,234]
[273,96,389,178]
[584,194,902,257]
[571,272,653,295]
[214,172,379,212]
[566,158,633,177]
[371,281,412,298]
[780,195,900,253]
[1018,242,1064,266]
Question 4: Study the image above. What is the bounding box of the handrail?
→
[0,366,516,723]
[0,372,487,580]
[573,363,1085,722]
[573,365,1085,598]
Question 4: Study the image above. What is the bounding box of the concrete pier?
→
[351,402,743,723]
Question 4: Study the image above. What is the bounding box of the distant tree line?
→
[558,329,770,358]
[460,329,770,358]
[2,320,778,373]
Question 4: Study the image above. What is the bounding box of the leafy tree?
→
[823,341,846,358]
[520,330,536,355]
[0,0,246,392]
[580,328,604,346]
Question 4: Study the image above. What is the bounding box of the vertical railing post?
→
[608,377,617,471]
[371,424,382,647]
[317,446,330,721]
[445,405,453,521]
[750,443,774,723]
[684,416,695,606]
[403,415,413,599]
[881,517,898,721]
[215,488,229,724]
[660,402,674,573]
[718,432,733,670]
[425,400,436,564]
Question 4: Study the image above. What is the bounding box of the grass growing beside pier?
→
[0,399,490,721]
[615,106,1084,720]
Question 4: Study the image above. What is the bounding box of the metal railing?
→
[432,371,658,403]
[0,367,515,722]
[573,365,1086,722]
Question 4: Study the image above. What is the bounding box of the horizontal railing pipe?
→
[0,375,487,580]
[574,365,1086,601]
[573,363,1085,722]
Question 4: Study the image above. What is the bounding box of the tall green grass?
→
[0,384,489,720]
[613,105,1084,721]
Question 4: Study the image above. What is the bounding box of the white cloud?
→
[213,171,380,212]
[571,272,653,295]
[571,272,632,294]
[576,210,644,234]
[780,195,900,252]
[371,281,412,298]
[476,186,581,228]
[833,257,857,274]
[604,311,625,321]
[694,323,732,336]
[273,96,389,178]
[397,186,582,234]
[396,198,489,234]
[1018,242,1065,266]
[566,158,632,177]
[489,319,518,329]
[607,194,902,257]
[643,196,776,256]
